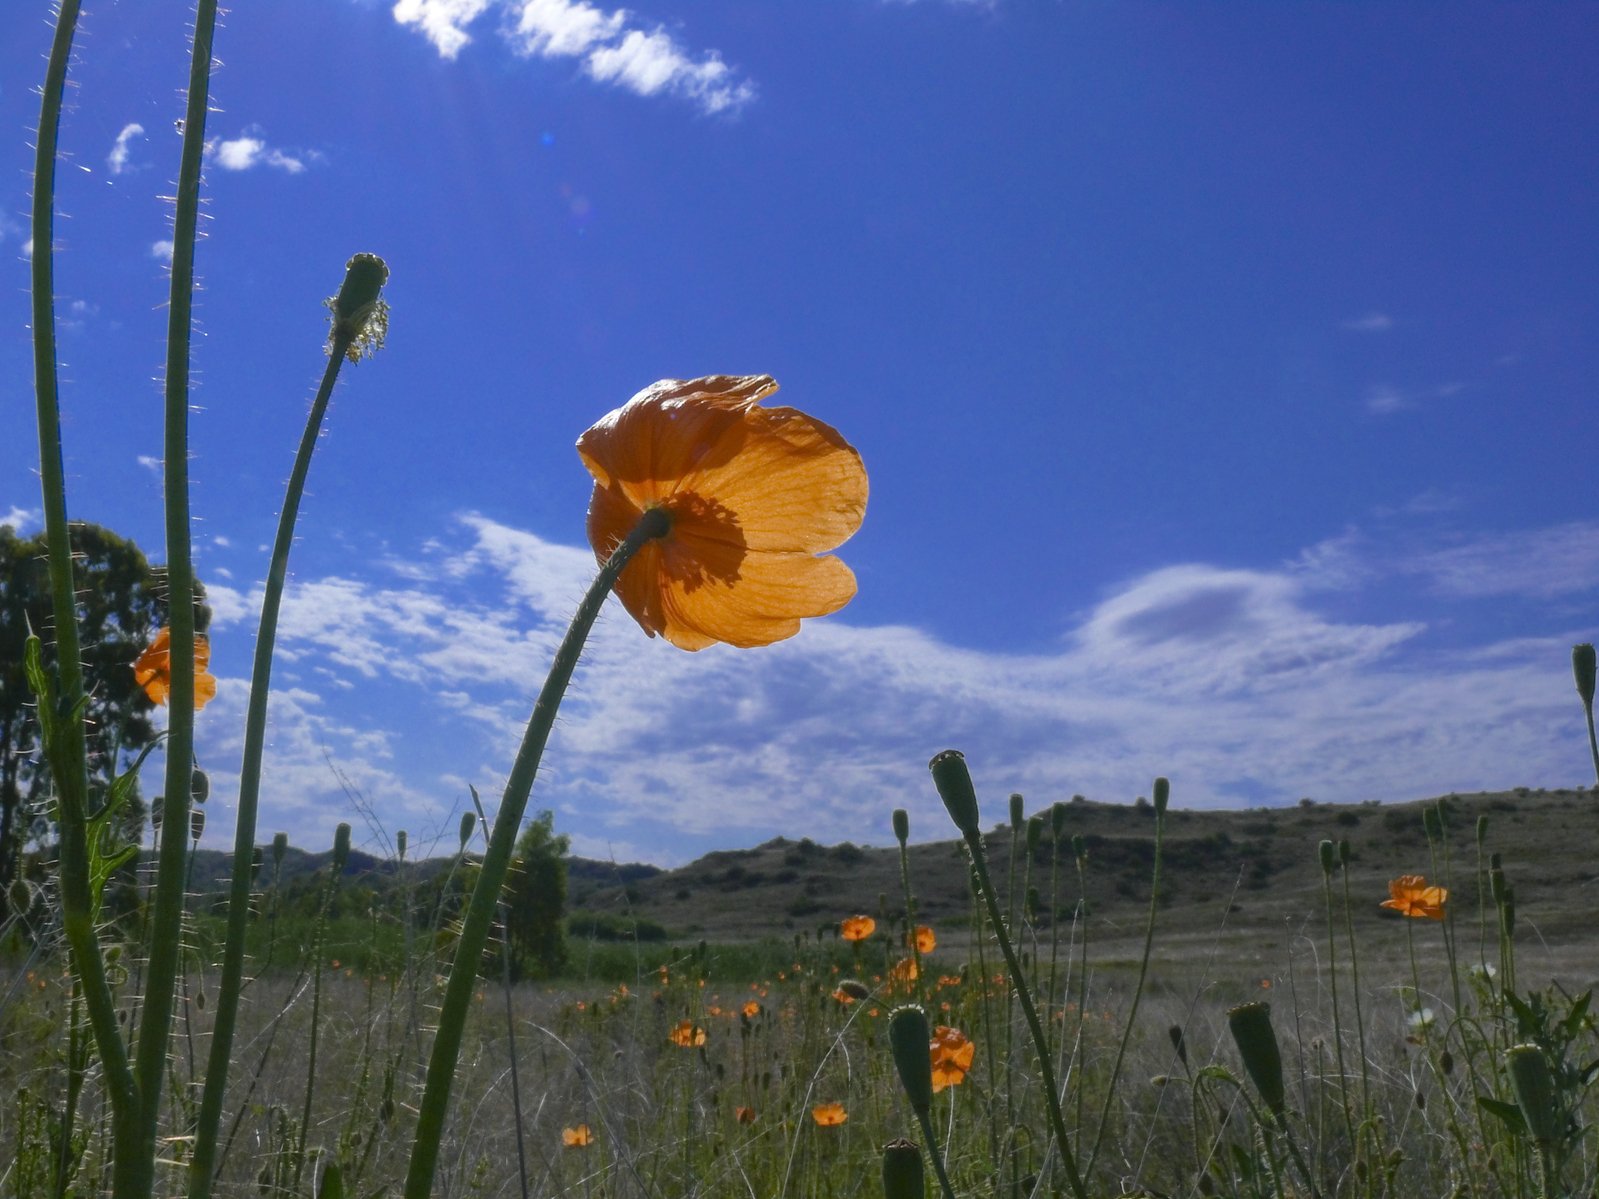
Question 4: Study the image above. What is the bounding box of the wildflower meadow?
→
[6,4,1599,1198]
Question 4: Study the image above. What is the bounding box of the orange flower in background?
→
[669,1020,707,1048]
[889,957,919,984]
[840,915,876,942]
[578,375,868,651]
[735,1106,757,1125]
[742,1000,761,1019]
[908,925,936,954]
[930,1025,976,1092]
[562,1125,594,1148]
[134,627,217,710]
[832,987,857,1005]
[811,1102,848,1127]
[1380,875,1448,920]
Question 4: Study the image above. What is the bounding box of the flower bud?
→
[1009,793,1024,831]
[1152,777,1170,817]
[1026,815,1043,856]
[191,768,209,804]
[929,751,981,837]
[892,808,910,846]
[273,831,288,867]
[1338,839,1352,867]
[1050,801,1068,839]
[1507,1044,1562,1145]
[329,253,390,360]
[1573,644,1596,708]
[838,979,870,1001]
[1227,1001,1286,1116]
[1318,840,1337,875]
[888,1005,934,1114]
[458,811,476,850]
[190,808,205,842]
[396,829,408,861]
[1476,816,1488,847]
[1168,1023,1188,1066]
[881,1139,925,1199]
[332,823,351,872]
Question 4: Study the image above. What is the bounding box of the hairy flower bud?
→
[929,750,981,837]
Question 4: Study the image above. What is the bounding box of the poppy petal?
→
[655,550,857,651]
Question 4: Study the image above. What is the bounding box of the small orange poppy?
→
[840,915,876,942]
[578,375,868,651]
[831,987,857,1005]
[930,1025,976,1092]
[1380,875,1448,920]
[669,1020,707,1048]
[742,1000,761,1019]
[562,1124,594,1148]
[908,925,936,954]
[889,957,919,984]
[735,1106,756,1125]
[811,1102,848,1127]
[134,626,217,710]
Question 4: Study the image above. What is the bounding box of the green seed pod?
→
[328,253,390,361]
[7,879,34,915]
[1009,793,1025,830]
[839,979,871,1001]
[1573,643,1597,708]
[396,830,408,861]
[1439,1048,1454,1075]
[318,1159,345,1199]
[1227,1001,1286,1116]
[892,808,910,845]
[458,811,476,850]
[1152,776,1170,817]
[1476,815,1488,846]
[1338,839,1352,866]
[929,750,981,837]
[1318,840,1337,875]
[881,1139,924,1199]
[1050,801,1068,838]
[332,823,352,872]
[273,831,289,867]
[190,808,205,842]
[888,1005,934,1114]
[1490,866,1508,906]
[1507,1044,1562,1145]
[1026,815,1044,856]
[191,768,209,804]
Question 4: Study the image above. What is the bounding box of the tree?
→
[0,521,205,918]
[501,810,570,981]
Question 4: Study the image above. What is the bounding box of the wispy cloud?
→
[1342,312,1394,333]
[2,506,39,534]
[1365,383,1410,415]
[1407,522,1599,599]
[392,0,755,115]
[107,122,146,174]
[151,240,175,262]
[206,132,307,174]
[194,513,1595,863]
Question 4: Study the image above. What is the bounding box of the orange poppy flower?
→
[811,1102,848,1127]
[669,1020,707,1047]
[832,987,857,1005]
[889,956,919,984]
[578,375,868,651]
[908,925,936,954]
[133,627,217,710]
[735,1106,757,1125]
[930,1025,976,1092]
[742,1000,761,1019]
[562,1124,594,1148]
[1380,875,1448,920]
[840,915,876,942]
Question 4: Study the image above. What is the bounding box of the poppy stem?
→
[403,507,671,1199]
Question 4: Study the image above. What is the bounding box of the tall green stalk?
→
[402,508,670,1199]
[929,752,1090,1199]
[136,5,220,1192]
[187,255,387,1199]
[29,2,146,1192]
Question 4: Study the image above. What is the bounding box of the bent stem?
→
[187,325,359,1199]
[402,507,671,1199]
[29,1,145,1190]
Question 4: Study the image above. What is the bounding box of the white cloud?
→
[137,455,162,475]
[1342,312,1394,333]
[108,122,145,174]
[2,506,39,534]
[21,238,33,260]
[207,134,307,174]
[194,513,1596,863]
[151,240,175,262]
[1365,383,1410,415]
[394,0,755,115]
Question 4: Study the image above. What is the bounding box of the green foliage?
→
[502,810,569,981]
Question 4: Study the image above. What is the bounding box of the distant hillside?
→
[181,786,1597,961]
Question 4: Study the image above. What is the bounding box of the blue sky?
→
[4,1,1597,865]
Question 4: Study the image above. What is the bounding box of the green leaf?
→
[1477,1095,1529,1138]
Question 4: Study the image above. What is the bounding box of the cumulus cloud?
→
[393,0,755,115]
[207,133,307,174]
[2,506,40,534]
[107,122,145,174]
[151,240,175,262]
[193,513,1596,863]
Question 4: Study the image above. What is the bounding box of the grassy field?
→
[5,783,1598,1197]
